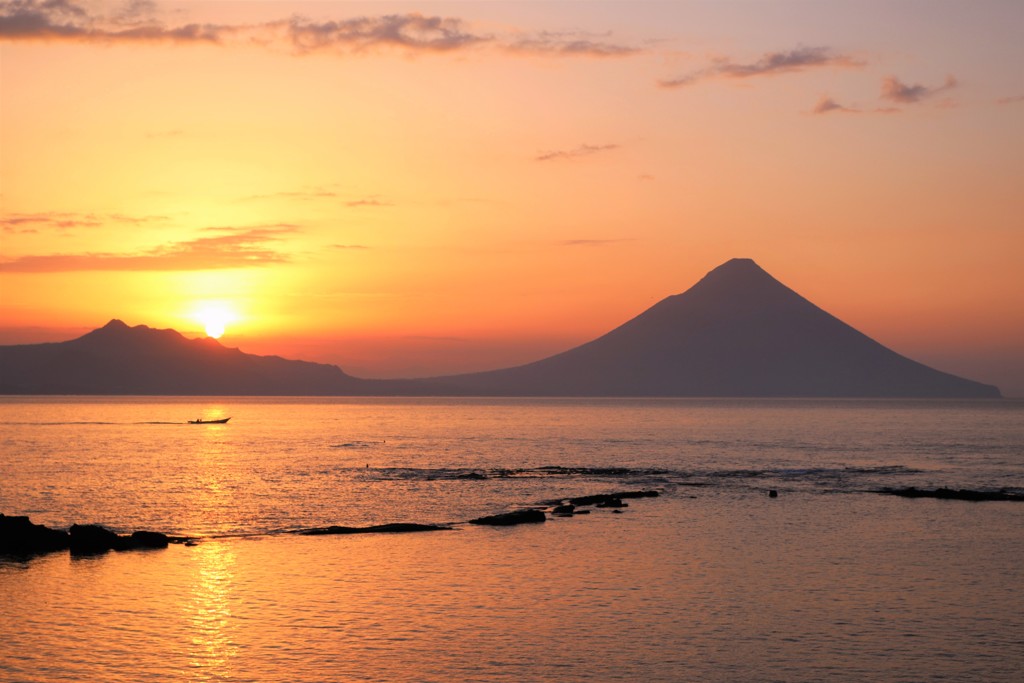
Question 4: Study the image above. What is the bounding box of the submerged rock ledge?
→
[875,487,1024,502]
[565,490,660,506]
[469,509,546,526]
[295,523,451,535]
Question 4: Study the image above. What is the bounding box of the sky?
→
[1,0,1022,395]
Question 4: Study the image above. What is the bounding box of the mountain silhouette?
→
[428,258,1001,397]
[0,320,428,396]
[0,259,1001,397]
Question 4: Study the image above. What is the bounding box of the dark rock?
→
[768,490,778,498]
[70,525,173,553]
[0,514,70,556]
[596,498,627,508]
[2,515,177,556]
[567,490,658,506]
[877,487,1024,502]
[469,509,546,526]
[69,524,125,554]
[612,509,624,514]
[128,531,170,549]
[551,504,576,515]
[296,523,451,535]
[457,472,488,480]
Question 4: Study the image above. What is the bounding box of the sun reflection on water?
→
[186,541,238,681]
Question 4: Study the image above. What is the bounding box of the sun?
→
[194,302,237,339]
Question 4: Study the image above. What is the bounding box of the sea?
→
[1,396,1022,682]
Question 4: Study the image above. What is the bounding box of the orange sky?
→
[1,1,1022,394]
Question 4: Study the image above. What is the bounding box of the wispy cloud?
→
[995,94,1024,106]
[811,96,859,115]
[244,188,339,201]
[0,2,640,59]
[880,74,957,104]
[535,143,619,162]
[345,198,393,208]
[660,46,861,89]
[507,30,640,58]
[241,188,394,207]
[110,0,158,26]
[285,13,487,54]
[0,225,295,272]
[1,211,166,233]
[2,212,101,232]
[332,244,370,250]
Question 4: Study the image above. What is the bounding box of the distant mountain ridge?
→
[0,319,429,396]
[0,259,1002,397]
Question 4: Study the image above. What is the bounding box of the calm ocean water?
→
[2,397,1023,681]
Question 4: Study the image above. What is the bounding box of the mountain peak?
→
[677,258,793,310]
[84,319,135,341]
[698,258,772,284]
[92,319,157,337]
[715,257,760,271]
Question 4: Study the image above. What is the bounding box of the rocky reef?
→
[468,509,547,526]
[3,487,665,557]
[295,523,451,535]
[0,513,187,557]
[876,487,1024,502]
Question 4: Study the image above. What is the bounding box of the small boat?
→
[188,417,231,424]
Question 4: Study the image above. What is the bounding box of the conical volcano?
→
[432,258,1001,397]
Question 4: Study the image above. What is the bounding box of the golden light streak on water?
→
[186,541,238,681]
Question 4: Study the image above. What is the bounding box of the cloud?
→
[332,244,370,250]
[660,46,861,89]
[2,212,101,231]
[0,2,641,60]
[0,0,228,43]
[0,225,295,272]
[535,143,619,162]
[0,2,484,51]
[110,0,158,26]
[284,13,487,54]
[995,94,1024,105]
[241,189,393,206]
[507,31,640,57]
[811,96,859,115]
[245,188,339,201]
[345,198,392,208]
[880,74,957,104]
[0,211,166,233]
